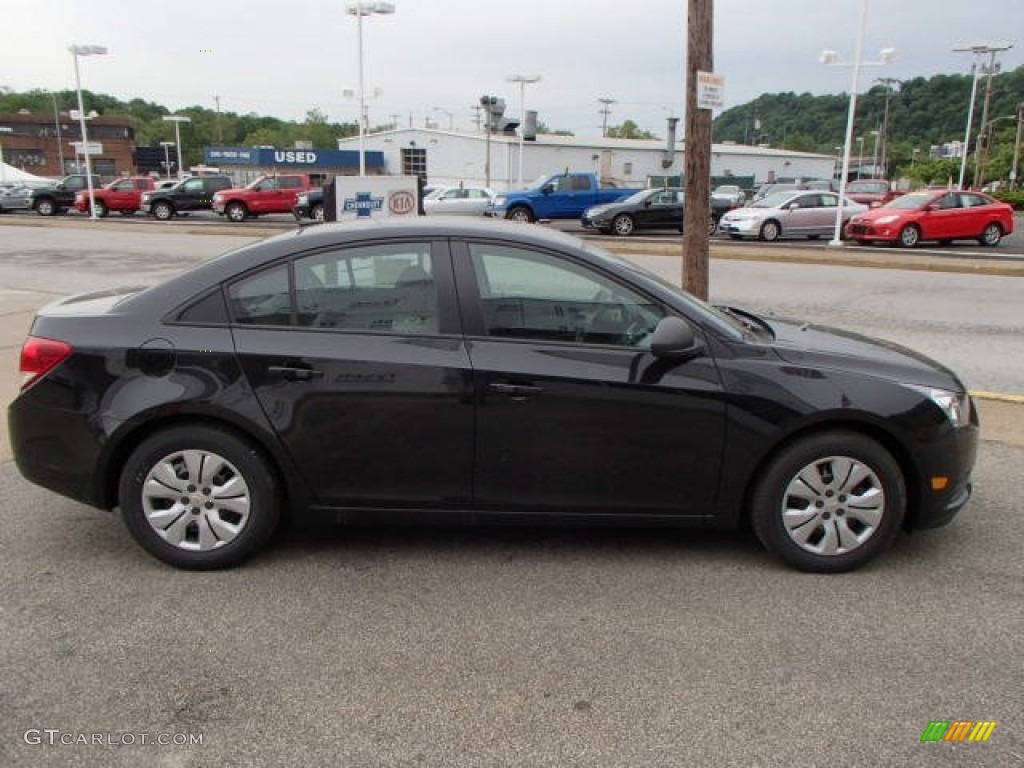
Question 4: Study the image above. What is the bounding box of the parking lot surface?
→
[1,218,1022,766]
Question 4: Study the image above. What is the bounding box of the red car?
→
[74,176,156,217]
[845,190,1014,248]
[844,179,901,208]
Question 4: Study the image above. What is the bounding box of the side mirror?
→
[56,183,66,190]
[644,200,653,208]
[924,203,938,212]
[786,202,799,211]
[651,316,700,358]
[541,183,554,194]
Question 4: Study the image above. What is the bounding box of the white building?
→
[338,128,836,191]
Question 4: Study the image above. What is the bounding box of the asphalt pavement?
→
[1,215,1022,766]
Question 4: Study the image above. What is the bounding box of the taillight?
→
[19,336,73,390]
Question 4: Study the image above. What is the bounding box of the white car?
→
[719,190,866,242]
[423,185,495,216]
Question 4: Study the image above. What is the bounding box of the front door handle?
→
[488,382,544,400]
[267,365,324,382]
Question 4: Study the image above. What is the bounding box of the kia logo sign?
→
[388,190,417,216]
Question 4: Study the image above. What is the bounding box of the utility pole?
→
[213,94,223,144]
[682,0,713,300]
[598,97,616,138]
[954,42,1012,189]
[973,56,1001,189]
[875,77,901,179]
[1012,102,1023,190]
[471,104,483,131]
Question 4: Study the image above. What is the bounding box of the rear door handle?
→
[488,382,544,400]
[267,365,324,382]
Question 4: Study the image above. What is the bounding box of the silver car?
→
[719,190,866,242]
[423,185,495,216]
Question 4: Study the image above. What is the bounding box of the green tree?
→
[606,120,656,139]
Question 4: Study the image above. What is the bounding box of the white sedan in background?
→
[719,190,866,242]
[423,185,496,216]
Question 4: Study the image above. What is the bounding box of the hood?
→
[850,205,916,222]
[767,317,963,391]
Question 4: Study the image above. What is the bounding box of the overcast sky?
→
[1,0,1020,139]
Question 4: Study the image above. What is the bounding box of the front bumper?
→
[845,221,897,242]
[908,407,979,531]
[718,218,760,237]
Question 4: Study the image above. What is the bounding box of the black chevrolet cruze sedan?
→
[9,219,978,572]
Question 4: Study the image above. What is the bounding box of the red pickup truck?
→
[74,176,156,217]
[212,174,319,222]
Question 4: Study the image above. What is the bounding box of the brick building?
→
[0,110,137,180]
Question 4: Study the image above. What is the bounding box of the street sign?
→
[697,71,725,110]
[69,141,102,156]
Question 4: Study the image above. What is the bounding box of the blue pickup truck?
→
[485,172,640,223]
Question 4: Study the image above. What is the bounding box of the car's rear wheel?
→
[898,224,920,248]
[759,220,781,242]
[226,202,248,222]
[312,203,325,222]
[751,432,905,573]
[506,206,534,223]
[979,222,1003,247]
[35,198,56,216]
[119,426,280,570]
[152,201,174,221]
[707,217,719,236]
[612,213,635,236]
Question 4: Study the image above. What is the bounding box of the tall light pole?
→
[820,0,895,246]
[598,97,616,137]
[954,42,1012,189]
[159,141,175,179]
[0,126,12,183]
[346,1,395,177]
[506,75,541,188]
[69,44,107,221]
[869,129,880,178]
[162,115,191,180]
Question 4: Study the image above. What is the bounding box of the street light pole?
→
[69,44,107,221]
[506,75,541,188]
[954,42,1012,189]
[162,116,190,180]
[820,0,895,246]
[346,1,395,177]
[159,141,175,179]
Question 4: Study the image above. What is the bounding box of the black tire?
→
[979,222,1002,247]
[311,203,325,222]
[226,201,248,223]
[751,431,905,573]
[898,224,920,248]
[611,213,635,236]
[119,425,280,570]
[35,197,57,216]
[506,205,534,223]
[93,200,109,218]
[759,219,781,242]
[152,201,174,221]
[707,217,719,236]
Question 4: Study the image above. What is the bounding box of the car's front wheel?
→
[979,222,1003,247]
[312,203,325,222]
[898,224,920,248]
[152,201,174,221]
[226,202,249,222]
[612,213,635,236]
[35,198,57,216]
[93,200,108,218]
[751,431,905,573]
[119,425,280,570]
[759,220,781,242]
[506,206,534,223]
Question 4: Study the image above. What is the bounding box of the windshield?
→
[751,192,796,209]
[848,181,888,194]
[617,189,657,205]
[715,185,740,194]
[525,175,552,190]
[883,192,934,210]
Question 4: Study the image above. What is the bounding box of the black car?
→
[292,187,324,222]
[581,188,719,236]
[30,174,102,216]
[141,175,233,220]
[9,219,977,572]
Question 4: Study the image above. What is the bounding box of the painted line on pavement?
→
[970,390,1024,404]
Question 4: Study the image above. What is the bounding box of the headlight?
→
[874,215,900,225]
[909,386,971,428]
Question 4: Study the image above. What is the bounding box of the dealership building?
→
[335,127,836,191]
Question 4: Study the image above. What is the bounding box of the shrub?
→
[993,191,1024,210]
